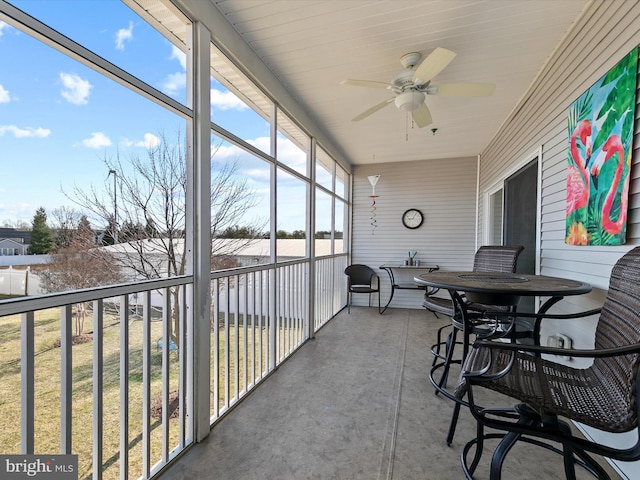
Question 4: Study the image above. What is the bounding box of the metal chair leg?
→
[447,402,461,446]
[437,327,459,392]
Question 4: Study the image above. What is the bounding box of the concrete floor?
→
[158,307,621,480]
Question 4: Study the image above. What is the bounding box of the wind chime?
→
[368,174,380,235]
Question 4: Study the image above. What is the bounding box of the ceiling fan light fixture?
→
[394,91,424,112]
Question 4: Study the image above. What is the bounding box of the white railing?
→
[0,276,192,480]
[0,255,347,479]
[314,255,348,331]
[209,256,348,421]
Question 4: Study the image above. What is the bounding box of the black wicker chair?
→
[423,245,524,320]
[344,264,381,314]
[458,246,640,479]
[426,245,524,445]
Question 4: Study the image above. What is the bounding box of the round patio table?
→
[413,270,592,446]
[414,271,591,310]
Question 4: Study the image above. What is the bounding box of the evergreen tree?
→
[119,220,143,242]
[77,215,94,244]
[28,207,55,254]
[219,225,261,238]
[101,215,117,245]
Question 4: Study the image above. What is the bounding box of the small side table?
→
[378,264,439,313]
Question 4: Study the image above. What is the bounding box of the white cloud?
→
[120,133,160,149]
[244,168,271,183]
[0,84,10,103]
[60,72,92,105]
[82,132,112,149]
[138,133,160,148]
[246,136,271,152]
[157,46,187,95]
[115,21,133,50]
[0,125,51,138]
[274,136,307,170]
[212,142,247,160]
[211,88,248,111]
[170,45,187,70]
[0,202,37,225]
[212,135,305,174]
[0,21,8,36]
[160,72,186,95]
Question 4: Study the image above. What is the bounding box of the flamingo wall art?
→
[566,46,637,246]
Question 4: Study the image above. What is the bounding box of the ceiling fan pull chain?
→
[406,112,409,142]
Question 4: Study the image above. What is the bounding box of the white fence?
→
[0,254,49,267]
[0,266,42,296]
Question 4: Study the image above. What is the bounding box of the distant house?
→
[102,238,343,278]
[0,228,31,255]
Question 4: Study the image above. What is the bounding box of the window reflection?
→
[336,165,347,199]
[316,147,333,191]
[276,109,309,175]
[210,47,272,155]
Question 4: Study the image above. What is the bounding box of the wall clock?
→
[402,208,423,229]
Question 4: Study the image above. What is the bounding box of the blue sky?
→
[0,1,315,232]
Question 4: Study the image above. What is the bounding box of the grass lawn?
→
[0,307,181,480]
[0,307,302,479]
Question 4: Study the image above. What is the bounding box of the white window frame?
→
[482,146,543,273]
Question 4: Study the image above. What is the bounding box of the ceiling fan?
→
[341,48,495,128]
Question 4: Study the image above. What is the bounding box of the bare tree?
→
[38,221,123,336]
[1,219,30,229]
[66,131,266,343]
[51,206,85,249]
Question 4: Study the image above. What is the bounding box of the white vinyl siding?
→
[351,157,478,309]
[478,2,640,476]
[480,1,640,291]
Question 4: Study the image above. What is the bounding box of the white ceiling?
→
[210,0,588,165]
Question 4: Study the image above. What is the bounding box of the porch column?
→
[187,20,212,442]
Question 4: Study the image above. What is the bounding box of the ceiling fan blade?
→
[412,47,457,84]
[431,82,495,96]
[411,103,432,128]
[341,79,391,89]
[352,98,395,122]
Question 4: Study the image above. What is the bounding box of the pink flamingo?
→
[566,120,592,215]
[590,135,629,235]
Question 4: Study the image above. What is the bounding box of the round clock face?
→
[402,208,423,229]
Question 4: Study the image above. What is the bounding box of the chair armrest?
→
[472,337,640,359]
[481,308,602,321]
[457,338,640,395]
[474,308,602,340]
